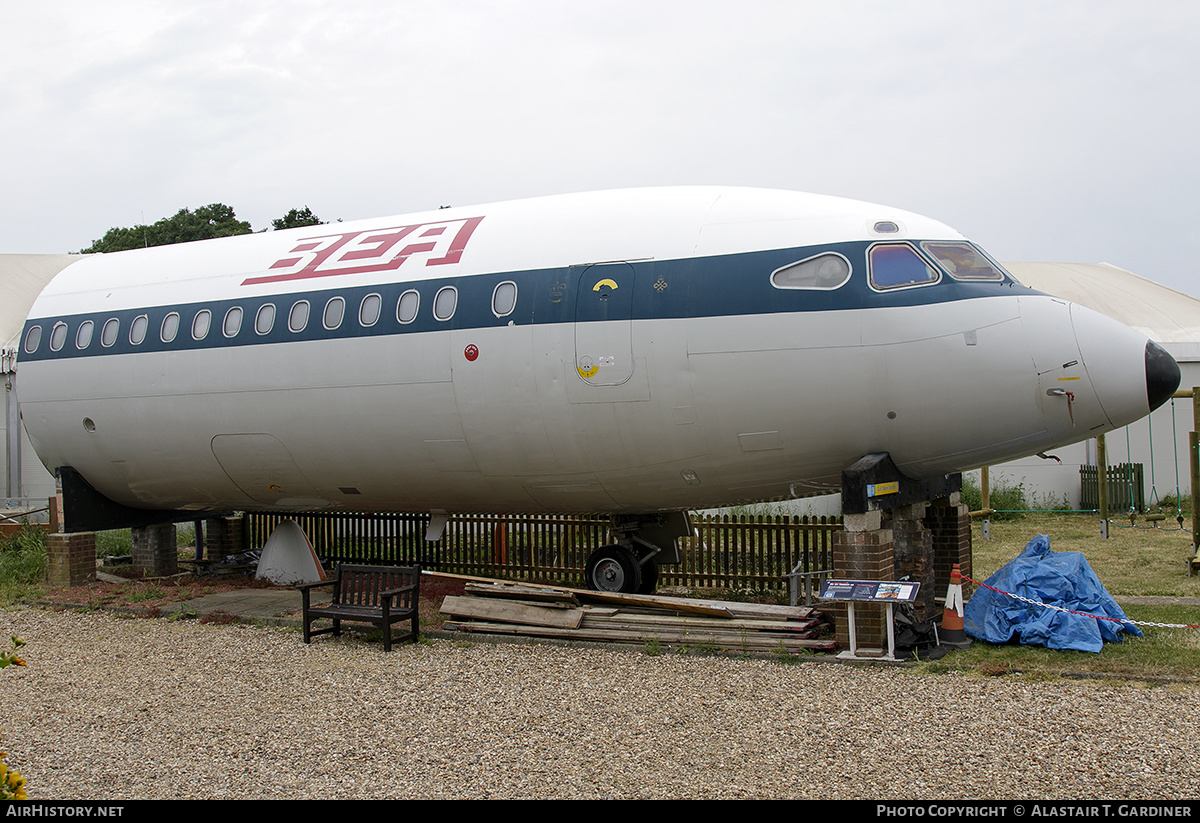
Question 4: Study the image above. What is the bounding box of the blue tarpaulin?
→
[963,534,1142,653]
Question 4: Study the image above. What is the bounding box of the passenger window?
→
[771,253,851,290]
[397,290,420,324]
[323,297,345,330]
[101,318,120,348]
[492,281,517,317]
[192,310,212,340]
[433,286,457,321]
[161,313,180,343]
[359,293,382,327]
[23,326,41,353]
[223,307,243,338]
[921,242,1006,281]
[76,320,94,349]
[868,244,939,290]
[49,322,68,352]
[288,301,310,333]
[255,304,276,335]
[129,315,149,345]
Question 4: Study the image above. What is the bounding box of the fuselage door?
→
[574,262,635,386]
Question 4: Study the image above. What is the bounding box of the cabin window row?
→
[24,281,520,355]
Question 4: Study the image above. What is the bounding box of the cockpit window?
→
[921,242,1006,281]
[868,243,940,290]
[771,253,851,290]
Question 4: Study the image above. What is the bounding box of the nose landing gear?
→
[582,513,687,595]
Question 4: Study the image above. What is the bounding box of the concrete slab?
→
[172,588,330,625]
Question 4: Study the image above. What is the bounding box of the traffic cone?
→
[939,564,972,649]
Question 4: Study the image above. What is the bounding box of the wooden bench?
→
[298,564,420,651]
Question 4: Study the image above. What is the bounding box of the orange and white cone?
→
[939,563,972,649]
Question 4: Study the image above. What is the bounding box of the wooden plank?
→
[581,620,823,641]
[707,602,818,620]
[573,590,736,617]
[580,612,821,634]
[424,570,740,617]
[439,595,584,629]
[422,570,825,620]
[441,620,836,651]
[463,582,581,606]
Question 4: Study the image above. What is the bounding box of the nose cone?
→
[1146,339,1181,412]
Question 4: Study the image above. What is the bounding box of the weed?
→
[642,636,663,656]
[0,525,48,605]
[126,587,165,603]
[0,636,26,669]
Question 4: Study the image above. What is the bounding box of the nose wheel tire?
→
[585,545,642,594]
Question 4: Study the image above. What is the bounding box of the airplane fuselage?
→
[14,187,1178,527]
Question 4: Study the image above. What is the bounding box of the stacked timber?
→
[439,579,836,654]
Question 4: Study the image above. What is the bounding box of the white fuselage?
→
[15,187,1170,519]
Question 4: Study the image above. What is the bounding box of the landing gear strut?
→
[582,512,689,595]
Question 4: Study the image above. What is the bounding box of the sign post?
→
[819,579,921,662]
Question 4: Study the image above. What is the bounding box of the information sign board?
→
[819,579,920,603]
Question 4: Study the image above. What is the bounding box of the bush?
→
[0,526,48,590]
[0,738,27,800]
[960,475,1030,519]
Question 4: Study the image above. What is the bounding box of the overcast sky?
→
[4,1,1197,295]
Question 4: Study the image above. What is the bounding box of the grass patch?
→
[0,525,48,606]
[970,514,1200,597]
[943,605,1200,682]
[949,514,1200,680]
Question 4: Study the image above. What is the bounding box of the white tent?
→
[2,254,80,505]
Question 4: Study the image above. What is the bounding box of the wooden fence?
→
[1080,463,1145,513]
[246,511,842,593]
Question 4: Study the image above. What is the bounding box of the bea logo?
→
[246,216,484,286]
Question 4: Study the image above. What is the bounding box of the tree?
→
[271,206,324,231]
[81,204,253,253]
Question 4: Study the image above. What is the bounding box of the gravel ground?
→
[3,605,1199,800]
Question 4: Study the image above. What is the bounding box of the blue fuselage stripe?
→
[19,240,1028,361]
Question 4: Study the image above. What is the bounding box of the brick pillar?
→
[890,502,937,621]
[831,510,894,651]
[926,496,973,601]
[204,516,244,562]
[47,532,96,588]
[132,523,177,577]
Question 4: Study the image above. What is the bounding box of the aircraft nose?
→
[1145,339,1181,412]
[1067,301,1178,430]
